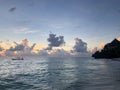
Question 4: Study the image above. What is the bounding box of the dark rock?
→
[92,39,120,59]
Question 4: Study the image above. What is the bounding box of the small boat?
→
[12,57,24,60]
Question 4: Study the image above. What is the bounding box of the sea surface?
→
[0,57,120,90]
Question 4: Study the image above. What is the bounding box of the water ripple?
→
[0,57,120,90]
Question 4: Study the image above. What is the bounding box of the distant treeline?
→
[92,39,120,59]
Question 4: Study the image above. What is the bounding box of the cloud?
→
[72,38,87,53]
[32,43,46,53]
[90,47,98,53]
[8,39,29,51]
[9,7,16,12]
[0,42,11,56]
[21,43,36,56]
[0,35,93,57]
[6,39,36,56]
[30,43,36,51]
[0,46,3,51]
[117,37,120,41]
[38,49,71,57]
[69,37,91,57]
[50,49,70,57]
[9,44,24,51]
[0,42,10,50]
[46,33,65,50]
[14,28,39,34]
[98,43,106,50]
[40,36,90,57]
[5,51,15,56]
[38,50,49,56]
[90,42,106,53]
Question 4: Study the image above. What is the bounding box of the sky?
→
[0,0,120,57]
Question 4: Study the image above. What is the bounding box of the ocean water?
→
[0,57,120,90]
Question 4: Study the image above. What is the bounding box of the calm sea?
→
[0,57,120,90]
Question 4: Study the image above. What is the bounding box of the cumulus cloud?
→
[69,38,91,57]
[9,7,16,12]
[46,33,65,50]
[0,34,94,57]
[9,44,24,51]
[50,49,70,57]
[6,39,36,56]
[38,50,49,56]
[38,49,71,57]
[72,38,87,53]
[0,42,10,56]
[0,42,10,50]
[22,39,29,46]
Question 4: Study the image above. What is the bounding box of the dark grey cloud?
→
[9,44,24,51]
[30,43,36,51]
[46,33,65,50]
[9,7,16,12]
[73,38,87,53]
[8,39,35,52]
[0,46,3,51]
[13,41,18,45]
[6,43,25,56]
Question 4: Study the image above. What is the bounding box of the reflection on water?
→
[0,57,120,90]
[47,57,78,89]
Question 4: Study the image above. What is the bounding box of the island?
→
[92,39,120,59]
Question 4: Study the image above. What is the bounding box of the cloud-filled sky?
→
[0,0,120,57]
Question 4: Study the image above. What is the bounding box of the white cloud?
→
[13,28,39,34]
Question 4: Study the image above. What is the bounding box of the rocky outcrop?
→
[92,39,120,59]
